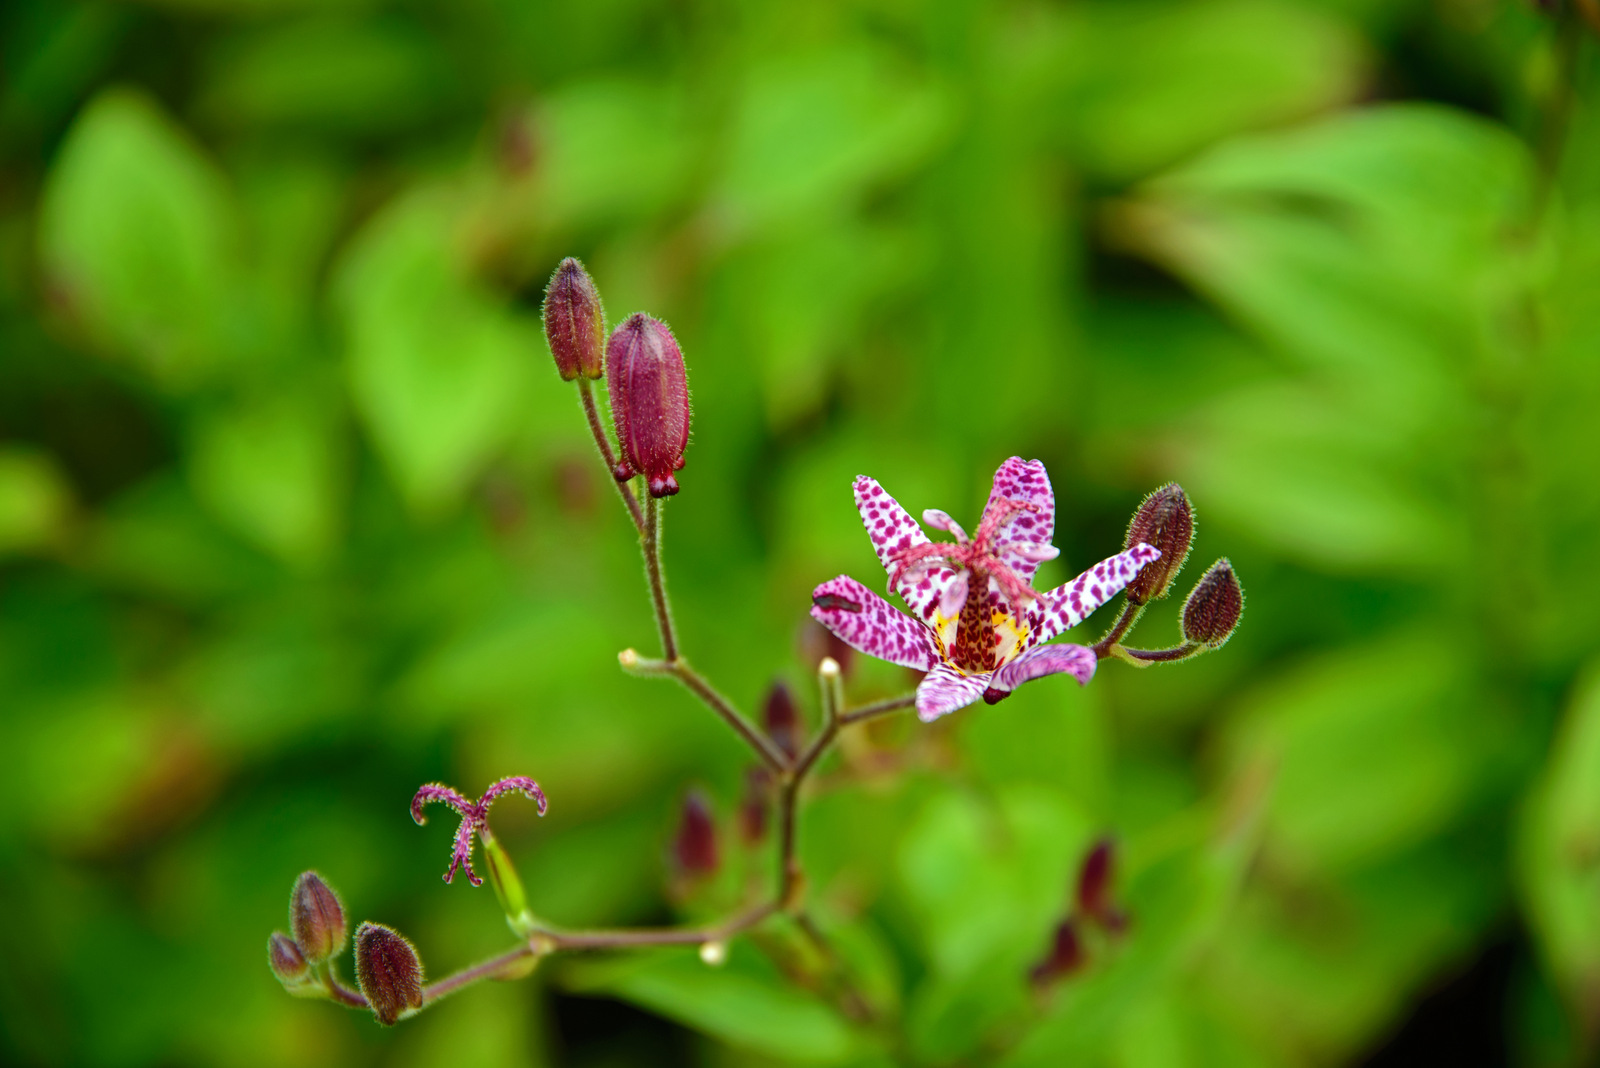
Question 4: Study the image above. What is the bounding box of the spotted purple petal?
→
[853,476,958,625]
[988,643,1097,695]
[915,662,992,722]
[982,458,1055,586]
[1032,544,1161,643]
[810,575,939,671]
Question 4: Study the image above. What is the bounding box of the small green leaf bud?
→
[1181,559,1243,648]
[1123,483,1193,605]
[290,871,347,964]
[354,922,425,1026]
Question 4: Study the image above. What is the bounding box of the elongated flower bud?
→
[354,922,424,1026]
[674,789,719,877]
[1076,837,1128,932]
[542,258,605,380]
[739,767,771,845]
[607,313,689,497]
[1124,484,1193,605]
[268,932,308,984]
[290,871,346,964]
[763,681,801,761]
[1181,559,1243,648]
[1028,919,1085,986]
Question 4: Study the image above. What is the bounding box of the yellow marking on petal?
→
[991,608,1029,667]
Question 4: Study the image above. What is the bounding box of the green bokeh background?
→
[3,0,1600,1064]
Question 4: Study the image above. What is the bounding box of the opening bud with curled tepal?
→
[607,313,689,497]
[354,922,425,1026]
[1181,559,1244,649]
[268,931,309,985]
[1123,483,1193,605]
[290,871,347,964]
[543,257,606,380]
[673,788,720,878]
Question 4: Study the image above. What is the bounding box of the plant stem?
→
[1118,642,1202,664]
[643,495,680,661]
[1091,599,1145,660]
[837,692,916,726]
[539,902,778,950]
[578,379,645,532]
[671,658,789,771]
[324,968,368,1009]
[423,943,537,1004]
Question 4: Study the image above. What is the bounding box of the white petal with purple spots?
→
[853,475,959,625]
[982,457,1056,586]
[810,574,939,671]
[915,662,992,722]
[1032,544,1161,643]
[989,643,1097,694]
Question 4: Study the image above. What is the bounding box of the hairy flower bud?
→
[1123,484,1193,605]
[354,922,425,1025]
[1181,559,1243,648]
[763,681,801,761]
[1028,919,1085,986]
[290,871,347,964]
[543,257,605,380]
[607,313,689,497]
[268,932,308,984]
[674,789,719,877]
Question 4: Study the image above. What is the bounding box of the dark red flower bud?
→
[543,258,606,381]
[268,932,308,983]
[607,313,689,497]
[1076,838,1114,919]
[1123,483,1193,605]
[354,922,425,1026]
[290,871,346,964]
[674,789,719,877]
[1028,919,1085,987]
[763,681,801,761]
[1181,559,1243,648]
[739,767,771,845]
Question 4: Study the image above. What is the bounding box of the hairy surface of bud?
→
[354,922,424,1026]
[674,789,719,876]
[763,681,801,761]
[542,258,605,380]
[607,313,689,497]
[290,871,347,964]
[1181,559,1243,648]
[1123,484,1193,604]
[268,932,308,983]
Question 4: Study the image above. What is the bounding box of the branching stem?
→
[577,379,645,532]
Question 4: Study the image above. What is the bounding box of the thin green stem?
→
[1117,641,1203,664]
[1092,599,1145,660]
[837,692,916,726]
[643,495,679,661]
[324,967,368,1009]
[538,902,777,950]
[423,943,537,1005]
[578,379,645,532]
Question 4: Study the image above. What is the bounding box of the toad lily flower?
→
[810,458,1160,721]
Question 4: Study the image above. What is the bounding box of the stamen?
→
[922,509,969,542]
[939,569,970,617]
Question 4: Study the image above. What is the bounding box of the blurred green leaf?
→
[38,88,241,388]
[0,446,72,556]
[335,188,534,515]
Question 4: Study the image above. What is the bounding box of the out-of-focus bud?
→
[1028,919,1085,987]
[1181,559,1243,649]
[290,871,347,964]
[543,258,606,381]
[607,313,689,497]
[1123,483,1193,605]
[800,619,855,679]
[1076,837,1128,932]
[699,940,728,966]
[268,932,308,984]
[674,789,719,877]
[354,922,425,1026]
[763,681,801,761]
[739,767,771,845]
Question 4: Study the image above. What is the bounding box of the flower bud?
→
[674,789,719,877]
[542,258,605,380]
[1028,919,1085,987]
[1123,483,1193,605]
[739,767,771,845]
[268,932,308,984]
[290,871,347,964]
[354,922,425,1025]
[607,313,689,497]
[763,681,801,762]
[1076,838,1114,919]
[1181,559,1243,649]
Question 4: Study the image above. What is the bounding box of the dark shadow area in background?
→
[1363,935,1517,1068]
[551,992,697,1068]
